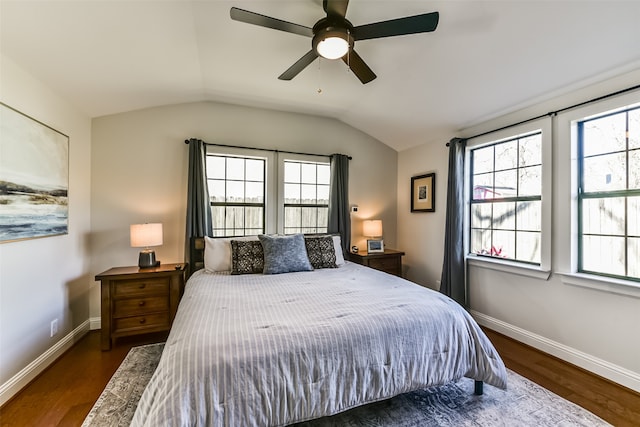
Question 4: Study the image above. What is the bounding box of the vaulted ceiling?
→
[2,1,640,151]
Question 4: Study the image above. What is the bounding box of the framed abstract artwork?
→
[411,172,435,213]
[0,103,69,242]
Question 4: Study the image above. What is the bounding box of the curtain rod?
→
[446,82,640,146]
[184,139,352,160]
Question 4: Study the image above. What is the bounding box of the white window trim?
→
[464,116,553,280]
[276,152,330,234]
[555,90,640,295]
[467,255,551,280]
[559,272,640,299]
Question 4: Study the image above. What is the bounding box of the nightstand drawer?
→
[113,278,169,298]
[368,257,399,272]
[347,249,404,277]
[114,313,170,332]
[113,296,169,317]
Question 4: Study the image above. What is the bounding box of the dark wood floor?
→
[0,331,168,427]
[484,329,640,426]
[1,329,639,426]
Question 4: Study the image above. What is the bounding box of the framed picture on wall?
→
[367,239,384,253]
[0,102,69,243]
[411,172,435,213]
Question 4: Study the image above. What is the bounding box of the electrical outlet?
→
[50,319,59,337]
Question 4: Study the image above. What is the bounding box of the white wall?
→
[397,67,640,392]
[396,143,448,287]
[0,55,92,404]
[89,101,398,322]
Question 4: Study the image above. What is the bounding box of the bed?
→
[131,234,507,426]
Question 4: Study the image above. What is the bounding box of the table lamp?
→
[363,219,384,253]
[363,219,383,239]
[130,223,163,268]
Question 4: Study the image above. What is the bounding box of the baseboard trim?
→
[471,310,640,394]
[0,320,90,407]
[89,316,101,330]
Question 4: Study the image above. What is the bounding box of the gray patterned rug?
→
[83,343,610,426]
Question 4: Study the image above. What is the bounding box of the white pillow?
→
[332,235,346,266]
[204,235,259,272]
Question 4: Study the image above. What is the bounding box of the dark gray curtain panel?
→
[440,138,467,307]
[328,154,350,254]
[186,138,212,239]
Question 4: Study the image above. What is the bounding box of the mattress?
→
[132,262,507,426]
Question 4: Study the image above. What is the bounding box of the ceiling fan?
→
[230,0,439,84]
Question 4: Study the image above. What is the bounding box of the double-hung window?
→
[204,149,332,236]
[469,132,543,264]
[282,160,330,234]
[577,106,640,281]
[466,116,552,279]
[206,154,266,236]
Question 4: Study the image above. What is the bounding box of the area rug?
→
[82,343,610,426]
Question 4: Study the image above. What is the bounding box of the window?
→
[283,160,330,234]
[205,149,333,236]
[577,106,640,281]
[206,154,265,236]
[469,132,543,264]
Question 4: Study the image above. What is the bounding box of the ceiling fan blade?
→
[279,50,319,80]
[353,12,439,41]
[230,7,313,37]
[323,0,349,18]
[342,50,376,84]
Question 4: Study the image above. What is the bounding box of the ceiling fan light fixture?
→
[312,23,353,60]
[316,36,349,59]
[230,4,439,83]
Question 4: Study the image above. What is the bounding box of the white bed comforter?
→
[132,262,507,426]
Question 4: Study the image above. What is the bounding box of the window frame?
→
[469,131,543,265]
[204,147,332,236]
[207,154,266,236]
[555,90,640,298]
[576,105,640,283]
[465,117,552,280]
[205,146,277,236]
[277,153,331,234]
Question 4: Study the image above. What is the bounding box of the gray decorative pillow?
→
[304,235,337,269]
[258,234,313,274]
[230,240,264,275]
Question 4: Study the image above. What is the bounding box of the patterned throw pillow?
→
[230,240,264,274]
[258,234,313,274]
[304,235,338,269]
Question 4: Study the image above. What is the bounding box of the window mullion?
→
[625,111,630,278]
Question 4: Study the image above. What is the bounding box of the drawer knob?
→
[139,318,146,324]
[138,300,146,306]
[138,283,146,289]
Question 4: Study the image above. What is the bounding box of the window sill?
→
[466,255,551,280]
[560,273,640,299]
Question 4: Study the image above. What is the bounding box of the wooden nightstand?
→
[347,249,405,277]
[95,263,187,350]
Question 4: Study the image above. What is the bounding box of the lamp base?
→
[138,250,159,268]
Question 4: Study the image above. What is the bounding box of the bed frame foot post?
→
[474,380,484,395]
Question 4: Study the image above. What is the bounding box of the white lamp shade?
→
[363,220,383,237]
[130,223,163,248]
[316,36,349,59]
